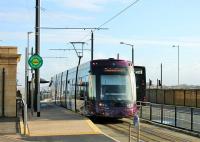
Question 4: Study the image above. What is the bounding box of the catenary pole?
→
[161,63,162,88]
[91,31,94,61]
[35,0,41,117]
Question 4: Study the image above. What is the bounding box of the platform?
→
[0,117,24,142]
[20,101,117,142]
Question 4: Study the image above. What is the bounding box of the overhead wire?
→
[98,0,140,29]
[79,0,141,42]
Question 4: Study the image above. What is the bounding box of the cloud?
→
[0,31,27,42]
[134,37,200,48]
[94,34,200,48]
[49,0,129,12]
[41,11,95,26]
[66,0,104,12]
[42,11,93,21]
[0,10,93,26]
[40,31,91,44]
[0,11,33,23]
[2,29,200,49]
[49,0,107,12]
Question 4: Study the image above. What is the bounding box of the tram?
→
[134,66,146,101]
[50,58,137,118]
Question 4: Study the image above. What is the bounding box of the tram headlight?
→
[98,102,108,108]
[127,103,133,108]
[99,102,105,107]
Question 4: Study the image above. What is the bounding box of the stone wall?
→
[0,46,20,117]
[0,68,2,115]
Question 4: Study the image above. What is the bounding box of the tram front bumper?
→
[97,107,134,118]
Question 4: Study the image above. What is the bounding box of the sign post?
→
[28,54,43,117]
[133,105,140,142]
[133,114,140,142]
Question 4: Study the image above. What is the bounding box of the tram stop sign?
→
[28,54,43,69]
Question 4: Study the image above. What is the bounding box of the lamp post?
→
[25,31,33,99]
[70,42,86,112]
[26,31,33,83]
[24,31,33,134]
[172,45,180,86]
[120,42,134,64]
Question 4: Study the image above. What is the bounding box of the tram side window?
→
[62,80,66,95]
[88,75,96,100]
[66,80,70,95]
[68,79,75,97]
[83,76,89,100]
[78,76,88,100]
[71,79,75,97]
[77,77,83,100]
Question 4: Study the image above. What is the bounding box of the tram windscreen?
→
[100,75,132,101]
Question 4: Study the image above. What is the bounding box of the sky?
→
[1,0,200,87]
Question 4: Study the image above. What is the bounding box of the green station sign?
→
[28,54,43,69]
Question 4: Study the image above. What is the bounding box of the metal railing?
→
[16,98,28,135]
[139,102,200,133]
[16,98,24,121]
[123,119,140,142]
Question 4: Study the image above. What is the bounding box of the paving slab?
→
[22,102,116,142]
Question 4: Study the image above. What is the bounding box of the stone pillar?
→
[0,46,21,117]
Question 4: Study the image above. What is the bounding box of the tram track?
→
[104,123,161,142]
[123,119,192,142]
[141,125,191,142]
[93,118,194,142]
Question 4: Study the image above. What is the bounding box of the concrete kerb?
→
[85,119,102,134]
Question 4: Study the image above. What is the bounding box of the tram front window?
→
[100,75,132,101]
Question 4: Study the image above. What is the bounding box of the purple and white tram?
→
[50,58,137,118]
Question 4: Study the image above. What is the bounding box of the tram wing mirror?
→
[49,80,53,87]
[149,79,152,86]
[80,91,84,100]
[158,80,162,86]
[78,82,88,86]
